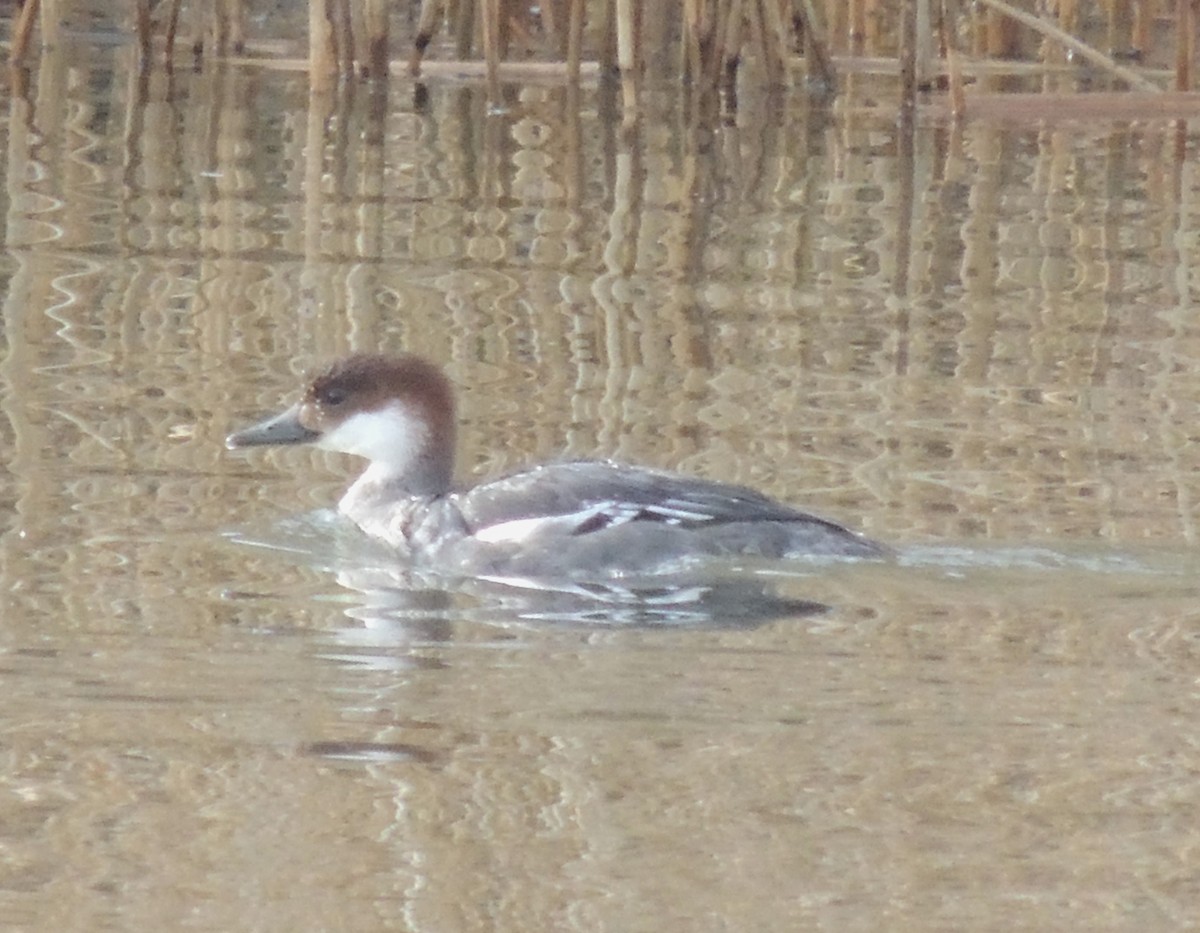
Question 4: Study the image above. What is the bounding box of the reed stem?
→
[11,0,40,64]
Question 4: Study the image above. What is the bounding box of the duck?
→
[226,353,886,579]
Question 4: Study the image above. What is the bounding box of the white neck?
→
[337,460,424,519]
[318,405,452,505]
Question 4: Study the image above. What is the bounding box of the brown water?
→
[2,35,1200,933]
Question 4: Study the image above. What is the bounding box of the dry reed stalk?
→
[947,44,965,115]
[1177,0,1194,90]
[208,0,233,55]
[1132,0,1153,55]
[682,0,702,83]
[862,0,880,52]
[941,0,966,115]
[984,5,1017,58]
[11,0,40,63]
[1115,0,1142,59]
[567,0,585,82]
[409,0,442,75]
[1047,0,1077,72]
[499,0,515,61]
[1056,0,1078,41]
[966,3,983,56]
[915,0,933,87]
[974,0,1161,91]
[453,0,474,59]
[650,1,677,76]
[41,0,60,46]
[310,0,338,91]
[237,0,249,50]
[762,0,794,85]
[595,0,615,73]
[849,0,866,53]
[719,0,746,88]
[615,0,639,112]
[164,0,183,60]
[743,0,773,83]
[900,0,916,106]
[227,0,246,53]
[363,0,389,77]
[333,0,354,75]
[539,0,560,54]
[135,0,152,62]
[616,0,638,74]
[797,0,835,86]
[700,0,730,87]
[893,101,915,298]
[481,0,501,101]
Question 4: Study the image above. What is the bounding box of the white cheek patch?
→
[317,406,426,467]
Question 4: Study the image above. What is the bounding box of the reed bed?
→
[4,32,1200,544]
[6,1,1197,113]
[1,1,1198,547]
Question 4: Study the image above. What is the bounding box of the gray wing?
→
[453,460,854,535]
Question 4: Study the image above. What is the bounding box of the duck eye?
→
[320,388,346,407]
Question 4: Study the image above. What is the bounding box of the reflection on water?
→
[2,36,1200,932]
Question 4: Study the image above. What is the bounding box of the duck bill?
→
[226,404,320,449]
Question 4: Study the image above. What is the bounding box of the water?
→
[1,37,1199,931]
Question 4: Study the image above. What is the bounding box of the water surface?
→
[1,39,1199,931]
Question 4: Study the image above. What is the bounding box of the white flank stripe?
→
[475,502,637,544]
